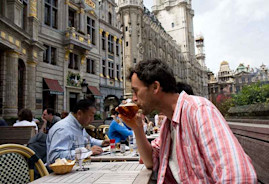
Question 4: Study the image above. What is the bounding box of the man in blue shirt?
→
[108,110,133,143]
[47,99,109,164]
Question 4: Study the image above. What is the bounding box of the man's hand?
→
[117,108,143,131]
[91,145,103,155]
[102,139,110,147]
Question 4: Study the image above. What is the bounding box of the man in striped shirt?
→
[119,59,257,184]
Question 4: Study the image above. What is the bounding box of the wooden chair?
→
[0,126,36,145]
[85,124,97,138]
[0,144,49,183]
[97,125,110,140]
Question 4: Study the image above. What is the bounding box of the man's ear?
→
[153,81,161,94]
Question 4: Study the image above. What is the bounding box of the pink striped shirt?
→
[151,92,257,184]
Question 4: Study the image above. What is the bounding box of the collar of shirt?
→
[69,113,84,130]
[172,91,188,124]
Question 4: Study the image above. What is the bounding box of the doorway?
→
[69,92,78,112]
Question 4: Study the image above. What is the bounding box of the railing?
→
[64,27,91,48]
[228,120,269,183]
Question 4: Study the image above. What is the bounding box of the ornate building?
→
[0,0,123,118]
[208,61,269,104]
[116,0,208,97]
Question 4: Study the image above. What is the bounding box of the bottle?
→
[120,140,126,153]
[129,134,134,153]
[110,139,116,155]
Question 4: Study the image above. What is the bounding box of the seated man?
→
[108,109,133,143]
[41,108,61,134]
[46,99,109,165]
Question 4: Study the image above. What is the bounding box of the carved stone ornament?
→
[138,43,144,54]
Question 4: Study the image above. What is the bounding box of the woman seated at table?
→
[108,109,133,144]
[13,108,38,134]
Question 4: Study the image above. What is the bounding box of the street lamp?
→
[81,79,88,99]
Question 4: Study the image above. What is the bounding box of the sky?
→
[144,0,269,74]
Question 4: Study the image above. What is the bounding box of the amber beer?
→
[117,103,139,119]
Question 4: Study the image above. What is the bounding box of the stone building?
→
[116,0,208,97]
[234,63,269,93]
[0,0,123,118]
[208,61,269,104]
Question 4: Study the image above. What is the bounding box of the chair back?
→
[97,125,110,140]
[0,144,49,183]
[0,126,36,145]
[85,125,97,138]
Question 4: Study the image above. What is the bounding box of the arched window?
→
[108,12,112,25]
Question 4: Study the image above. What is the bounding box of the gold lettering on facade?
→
[8,36,14,43]
[100,73,104,77]
[1,31,6,39]
[119,39,122,44]
[33,51,37,58]
[114,36,117,42]
[22,49,26,55]
[85,0,95,9]
[99,28,103,34]
[15,40,20,47]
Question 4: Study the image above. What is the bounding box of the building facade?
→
[208,61,269,104]
[116,0,208,97]
[0,0,123,118]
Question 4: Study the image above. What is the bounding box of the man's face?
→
[77,107,96,128]
[42,110,53,122]
[131,73,155,115]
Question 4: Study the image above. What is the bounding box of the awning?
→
[43,78,64,95]
[88,86,102,97]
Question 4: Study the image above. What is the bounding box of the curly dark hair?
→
[18,108,33,122]
[128,59,177,93]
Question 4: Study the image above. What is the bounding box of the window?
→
[116,64,120,80]
[87,17,96,45]
[133,58,136,64]
[171,22,174,28]
[126,41,128,47]
[108,61,114,79]
[43,45,56,65]
[108,12,112,25]
[68,53,79,70]
[108,34,114,54]
[86,59,95,74]
[44,0,58,28]
[102,60,106,77]
[68,8,75,28]
[116,39,119,55]
[22,0,28,29]
[125,26,128,31]
[102,31,106,50]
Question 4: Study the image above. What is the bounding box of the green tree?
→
[233,82,269,106]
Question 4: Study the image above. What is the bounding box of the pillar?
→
[3,51,19,118]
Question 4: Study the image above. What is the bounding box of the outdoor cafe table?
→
[30,162,152,184]
[91,150,139,162]
[146,133,159,142]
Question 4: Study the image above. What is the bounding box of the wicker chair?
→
[0,144,49,183]
[97,125,110,140]
[85,124,97,138]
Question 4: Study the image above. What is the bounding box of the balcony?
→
[64,27,92,51]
